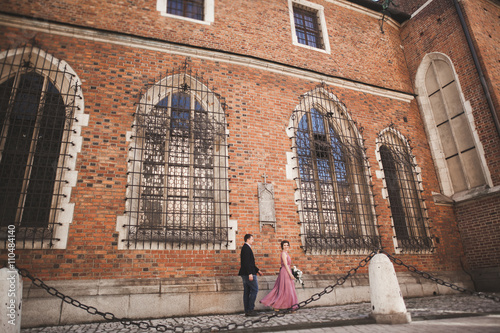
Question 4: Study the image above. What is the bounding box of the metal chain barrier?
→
[380,250,500,303]
[13,249,499,332]
[13,250,377,332]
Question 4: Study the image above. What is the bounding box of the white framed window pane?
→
[425,67,440,94]
[446,155,467,192]
[451,114,475,152]
[420,57,488,195]
[437,122,458,157]
[434,60,454,86]
[429,91,448,124]
[442,82,463,118]
[461,149,486,188]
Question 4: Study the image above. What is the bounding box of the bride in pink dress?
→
[260,240,298,310]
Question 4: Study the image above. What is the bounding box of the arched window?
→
[288,87,378,254]
[377,128,432,253]
[416,53,488,196]
[0,73,64,226]
[0,47,85,249]
[119,70,232,250]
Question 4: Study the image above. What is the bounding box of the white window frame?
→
[414,52,492,199]
[156,0,214,25]
[0,47,87,249]
[288,0,331,54]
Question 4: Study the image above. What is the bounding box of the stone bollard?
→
[0,267,22,333]
[369,253,411,324]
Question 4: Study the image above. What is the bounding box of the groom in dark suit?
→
[238,234,263,316]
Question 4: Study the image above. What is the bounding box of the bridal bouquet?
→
[292,266,304,288]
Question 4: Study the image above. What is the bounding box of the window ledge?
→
[433,185,500,205]
[394,248,435,255]
[452,184,500,203]
[432,191,454,206]
[158,12,211,25]
[292,41,331,54]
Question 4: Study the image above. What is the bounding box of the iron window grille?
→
[289,86,379,254]
[377,127,433,253]
[167,0,204,21]
[293,5,323,49]
[0,46,81,249]
[122,66,230,250]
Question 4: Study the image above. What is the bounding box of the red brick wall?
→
[455,192,500,270]
[400,0,500,277]
[401,0,500,186]
[0,1,470,281]
[395,0,430,15]
[454,0,500,273]
[461,0,500,148]
[1,0,412,92]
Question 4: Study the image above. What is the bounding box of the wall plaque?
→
[258,174,276,231]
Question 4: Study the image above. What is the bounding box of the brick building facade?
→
[0,0,498,327]
[400,0,500,291]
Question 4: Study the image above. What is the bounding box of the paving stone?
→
[21,294,500,332]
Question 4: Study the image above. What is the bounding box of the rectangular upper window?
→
[293,6,322,48]
[288,0,330,53]
[168,0,204,20]
[157,0,214,24]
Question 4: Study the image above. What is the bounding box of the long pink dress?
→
[260,251,298,310]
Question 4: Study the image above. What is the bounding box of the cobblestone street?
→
[21,293,500,332]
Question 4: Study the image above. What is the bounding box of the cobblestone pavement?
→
[281,315,500,333]
[22,294,500,333]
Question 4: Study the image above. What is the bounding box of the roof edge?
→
[345,0,411,23]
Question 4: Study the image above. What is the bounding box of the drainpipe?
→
[452,0,500,139]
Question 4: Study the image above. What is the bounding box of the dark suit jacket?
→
[238,243,260,276]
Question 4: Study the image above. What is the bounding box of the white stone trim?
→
[0,14,414,103]
[375,127,431,254]
[116,74,232,250]
[414,52,492,197]
[288,0,331,54]
[0,47,86,249]
[410,0,435,18]
[156,0,214,25]
[452,184,500,203]
[286,87,378,255]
